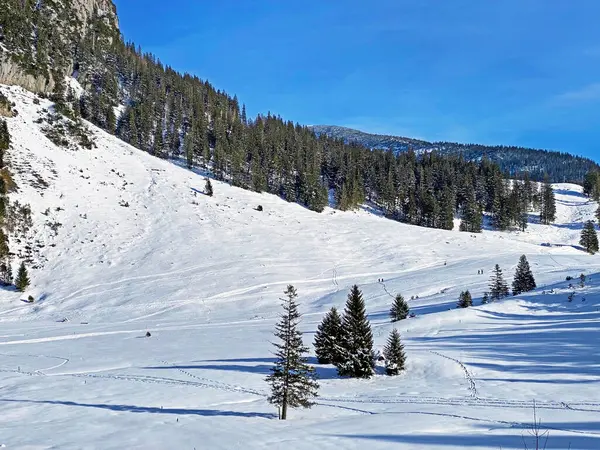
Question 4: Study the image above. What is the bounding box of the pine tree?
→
[205,177,213,197]
[512,255,536,295]
[489,264,509,301]
[383,329,406,375]
[457,290,472,308]
[313,307,343,365]
[336,285,375,378]
[266,285,319,420]
[482,292,490,304]
[15,261,30,292]
[539,177,556,225]
[0,259,12,286]
[389,294,409,322]
[580,220,599,254]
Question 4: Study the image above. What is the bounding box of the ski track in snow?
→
[0,85,600,448]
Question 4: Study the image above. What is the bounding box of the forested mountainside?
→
[312,125,599,184]
[0,0,558,231]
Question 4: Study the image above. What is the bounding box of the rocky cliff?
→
[0,0,119,93]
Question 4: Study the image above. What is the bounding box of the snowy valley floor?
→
[0,85,599,449]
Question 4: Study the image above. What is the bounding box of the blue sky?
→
[113,0,600,160]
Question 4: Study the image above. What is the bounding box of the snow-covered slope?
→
[1,85,600,449]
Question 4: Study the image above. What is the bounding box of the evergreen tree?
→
[205,177,213,197]
[0,120,10,168]
[383,329,406,376]
[15,261,30,292]
[0,260,12,286]
[337,285,375,378]
[512,255,536,295]
[457,290,473,308]
[489,264,509,301]
[481,292,490,304]
[389,294,409,322]
[584,171,600,201]
[580,220,599,254]
[266,285,319,420]
[313,307,343,365]
[459,187,482,233]
[539,177,556,225]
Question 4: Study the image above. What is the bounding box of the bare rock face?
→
[0,0,119,93]
[0,58,53,93]
[73,0,119,30]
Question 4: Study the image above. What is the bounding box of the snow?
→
[1,84,600,449]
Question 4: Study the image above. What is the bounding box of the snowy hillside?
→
[1,85,600,449]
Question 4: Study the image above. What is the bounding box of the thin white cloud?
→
[553,83,600,105]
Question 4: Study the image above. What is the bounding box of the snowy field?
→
[0,85,599,449]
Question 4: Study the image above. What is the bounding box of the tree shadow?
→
[0,398,275,419]
[328,432,600,449]
[145,357,340,380]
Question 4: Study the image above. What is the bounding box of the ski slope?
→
[0,84,599,449]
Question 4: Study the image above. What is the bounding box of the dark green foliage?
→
[266,285,319,420]
[512,255,536,295]
[584,171,600,201]
[0,0,551,226]
[205,178,213,197]
[459,187,482,233]
[481,292,490,304]
[313,307,343,365]
[336,285,375,378]
[383,329,406,376]
[539,177,556,225]
[580,221,599,254]
[0,120,9,169]
[457,290,473,308]
[390,294,409,322]
[0,260,12,286]
[15,261,29,292]
[313,126,599,184]
[0,229,11,285]
[489,264,509,301]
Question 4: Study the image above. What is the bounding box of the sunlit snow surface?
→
[0,85,599,449]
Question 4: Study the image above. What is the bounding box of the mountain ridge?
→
[312,125,599,183]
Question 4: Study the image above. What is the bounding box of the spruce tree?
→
[383,329,406,376]
[266,285,318,420]
[512,255,536,295]
[580,220,599,254]
[482,292,490,304]
[313,307,343,365]
[489,264,509,301]
[390,294,409,322]
[539,177,556,225]
[205,177,213,197]
[337,285,375,378]
[457,290,472,308]
[15,261,30,292]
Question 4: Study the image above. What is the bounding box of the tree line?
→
[2,0,557,231]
